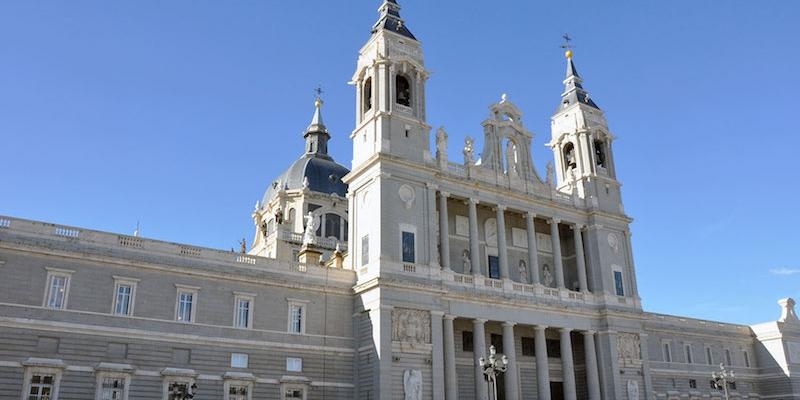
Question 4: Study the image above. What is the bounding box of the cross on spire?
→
[560,33,573,51]
[314,85,324,100]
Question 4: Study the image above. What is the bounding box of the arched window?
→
[324,213,342,240]
[266,219,276,235]
[563,142,576,170]
[363,78,372,112]
[593,140,606,167]
[396,75,411,107]
[287,208,295,224]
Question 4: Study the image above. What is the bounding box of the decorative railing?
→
[0,219,11,228]
[54,226,80,238]
[235,255,257,265]
[277,229,347,252]
[446,162,467,178]
[179,246,202,257]
[118,235,143,249]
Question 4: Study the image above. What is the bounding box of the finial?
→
[500,93,507,103]
[560,33,574,59]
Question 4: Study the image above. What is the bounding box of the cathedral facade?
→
[1,1,799,400]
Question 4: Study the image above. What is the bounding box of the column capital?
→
[443,314,457,321]
[473,318,488,325]
[494,205,506,212]
[502,321,517,328]
[534,325,548,332]
[525,211,536,219]
[548,217,561,224]
[583,329,597,336]
[467,198,479,205]
[570,223,586,231]
[430,310,445,317]
[559,327,573,334]
[426,183,438,190]
[440,191,450,198]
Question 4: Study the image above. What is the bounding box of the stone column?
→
[468,199,481,277]
[369,305,393,400]
[502,322,519,400]
[560,328,577,400]
[473,319,489,400]
[439,192,451,270]
[431,311,445,400]
[495,206,509,279]
[534,325,551,400]
[443,315,458,400]
[549,218,565,288]
[573,224,588,293]
[583,330,601,400]
[525,212,540,284]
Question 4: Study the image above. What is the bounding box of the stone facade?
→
[1,1,799,400]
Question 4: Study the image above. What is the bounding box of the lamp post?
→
[479,345,508,400]
[711,363,735,400]
[168,382,197,400]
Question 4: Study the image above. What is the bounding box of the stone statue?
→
[403,369,422,400]
[274,207,284,225]
[518,259,527,284]
[546,161,554,186]
[505,140,518,176]
[463,136,475,165]
[462,249,472,274]
[779,298,800,323]
[302,212,319,245]
[542,263,554,287]
[302,176,310,189]
[435,127,448,159]
[627,380,639,400]
[239,238,246,254]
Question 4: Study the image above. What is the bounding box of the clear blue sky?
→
[1,1,798,326]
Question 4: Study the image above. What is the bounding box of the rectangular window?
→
[663,342,672,362]
[227,384,249,400]
[462,331,474,352]
[44,268,73,309]
[112,277,138,317]
[685,344,693,364]
[166,381,196,399]
[706,347,713,365]
[725,349,732,366]
[99,376,126,400]
[743,350,750,367]
[689,379,697,389]
[28,373,55,400]
[401,231,415,263]
[174,285,199,323]
[287,300,307,334]
[546,339,561,358]
[361,235,369,266]
[613,270,625,296]
[521,337,535,356]
[231,353,248,368]
[233,294,255,329]
[286,357,303,372]
[490,333,504,354]
[284,387,304,400]
[488,255,500,279]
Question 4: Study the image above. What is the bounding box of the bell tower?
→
[549,49,623,214]
[350,0,431,166]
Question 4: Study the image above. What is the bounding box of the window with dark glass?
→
[488,255,500,279]
[521,337,535,356]
[401,231,415,263]
[546,339,561,358]
[490,333,503,354]
[594,140,606,167]
[614,271,625,296]
[363,78,372,112]
[462,331,474,352]
[325,213,341,240]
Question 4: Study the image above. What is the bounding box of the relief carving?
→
[392,308,431,344]
[617,332,641,360]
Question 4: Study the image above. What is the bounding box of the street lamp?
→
[479,345,508,400]
[711,363,735,400]
[168,382,197,400]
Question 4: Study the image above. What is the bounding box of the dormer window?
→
[363,78,373,112]
[396,75,411,107]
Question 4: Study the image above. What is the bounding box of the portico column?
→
[573,224,588,293]
[443,315,458,400]
[525,212,539,284]
[468,199,481,277]
[431,311,445,400]
[473,319,489,400]
[560,328,577,400]
[534,325,551,400]
[439,192,451,270]
[502,322,519,400]
[549,218,565,288]
[495,206,509,279]
[583,330,601,400]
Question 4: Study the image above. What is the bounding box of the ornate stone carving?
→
[618,333,641,361]
[403,369,423,400]
[626,380,639,400]
[392,308,431,344]
[607,233,619,254]
[398,184,415,210]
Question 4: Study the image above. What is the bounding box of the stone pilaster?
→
[431,311,445,400]
[525,212,540,284]
[473,319,488,400]
[560,328,576,400]
[439,192,451,270]
[549,218,565,288]
[502,322,519,400]
[496,206,509,279]
[468,199,481,277]
[443,315,458,400]
[535,325,551,400]
[573,224,588,293]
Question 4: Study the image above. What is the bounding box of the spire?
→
[371,0,416,39]
[558,50,599,111]
[303,88,331,159]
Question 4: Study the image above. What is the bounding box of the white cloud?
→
[770,267,800,276]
